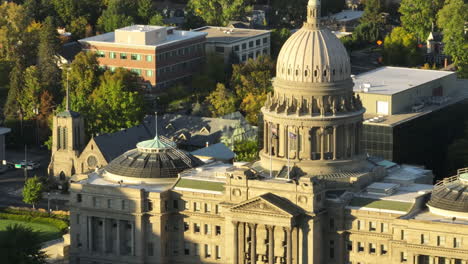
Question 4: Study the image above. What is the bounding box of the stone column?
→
[333,126,338,160]
[87,216,92,251]
[303,127,311,160]
[250,223,257,264]
[267,226,275,264]
[320,128,325,160]
[240,223,245,264]
[350,123,355,157]
[264,121,268,154]
[130,222,135,256]
[116,220,120,255]
[233,221,239,264]
[102,218,106,253]
[286,227,292,264]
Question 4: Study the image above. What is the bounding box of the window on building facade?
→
[205,203,211,213]
[215,46,224,53]
[263,37,268,44]
[381,223,388,232]
[107,199,112,209]
[357,220,361,230]
[92,197,98,207]
[215,205,219,214]
[380,244,388,255]
[147,200,153,211]
[249,41,253,48]
[215,245,221,259]
[400,230,406,240]
[131,69,142,76]
[205,244,211,258]
[234,45,239,51]
[347,241,352,251]
[329,219,335,230]
[184,222,189,231]
[173,200,178,209]
[241,55,247,61]
[146,55,153,62]
[77,194,82,203]
[215,225,221,235]
[131,54,141,60]
[256,50,261,57]
[454,237,461,248]
[194,243,200,256]
[437,235,445,246]
[110,67,116,72]
[205,224,211,235]
[121,200,127,210]
[146,70,153,77]
[369,243,376,254]
[96,51,105,57]
[194,223,201,233]
[256,39,260,46]
[369,222,376,231]
[420,234,428,244]
[248,53,253,59]
[242,43,247,50]
[184,242,190,255]
[357,242,364,252]
[400,252,408,262]
[110,52,116,59]
[120,53,127,59]
[194,202,201,212]
[263,48,268,54]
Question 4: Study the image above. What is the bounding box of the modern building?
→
[193,26,270,63]
[48,112,257,185]
[0,127,11,172]
[68,1,468,264]
[353,67,468,163]
[78,25,207,94]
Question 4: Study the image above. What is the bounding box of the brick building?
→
[79,25,207,95]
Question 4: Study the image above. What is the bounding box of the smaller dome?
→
[104,136,202,180]
[427,169,468,219]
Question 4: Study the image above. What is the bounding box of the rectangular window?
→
[131,54,142,60]
[110,52,116,59]
[146,70,153,77]
[147,200,153,211]
[147,242,154,256]
[184,222,189,231]
[420,234,428,244]
[369,221,376,231]
[241,55,247,61]
[215,245,221,259]
[234,45,239,51]
[120,53,127,59]
[369,243,376,254]
[205,244,211,258]
[96,51,105,57]
[76,234,81,247]
[242,43,247,50]
[347,241,352,251]
[146,55,153,62]
[184,242,190,255]
[248,52,253,59]
[131,69,142,76]
[329,247,334,259]
[173,200,178,209]
[205,224,211,235]
[454,237,461,248]
[110,66,116,72]
[194,202,201,212]
[92,197,98,207]
[357,242,364,252]
[256,50,261,57]
[381,223,388,232]
[437,235,445,246]
[107,199,112,209]
[256,39,260,46]
[205,203,211,213]
[215,46,224,53]
[194,223,200,233]
[380,244,388,255]
[194,243,200,256]
[249,41,253,48]
[263,37,268,44]
[215,205,219,214]
[121,200,127,210]
[400,252,407,262]
[77,194,82,203]
[215,225,221,235]
[357,220,361,230]
[400,230,406,240]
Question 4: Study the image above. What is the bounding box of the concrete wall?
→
[356,92,392,115]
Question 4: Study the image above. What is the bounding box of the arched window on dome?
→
[305,70,308,77]
[288,69,291,75]
[314,70,318,77]
[324,70,327,77]
[295,69,299,76]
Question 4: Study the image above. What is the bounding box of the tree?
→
[231,55,275,99]
[22,176,43,209]
[4,60,25,120]
[89,68,145,135]
[0,2,32,61]
[37,17,61,95]
[270,28,291,59]
[383,27,422,67]
[17,66,42,120]
[149,13,165,26]
[437,0,468,77]
[399,0,444,42]
[353,0,384,43]
[97,0,135,32]
[69,16,89,40]
[271,0,306,28]
[137,0,154,24]
[240,92,267,125]
[0,224,47,264]
[206,83,238,117]
[233,139,259,162]
[187,0,252,26]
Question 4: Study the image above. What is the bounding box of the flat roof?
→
[116,25,165,33]
[193,26,270,44]
[79,29,206,48]
[353,67,455,96]
[329,10,364,22]
[0,127,11,135]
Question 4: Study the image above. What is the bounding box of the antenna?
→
[66,70,70,111]
[154,112,158,139]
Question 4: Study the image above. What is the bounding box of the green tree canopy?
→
[89,68,145,135]
[18,66,42,120]
[383,27,422,67]
[97,0,135,32]
[399,0,444,42]
[206,83,238,117]
[270,28,291,59]
[353,0,384,43]
[0,224,47,264]
[233,139,259,162]
[437,0,468,77]
[187,0,252,26]
[69,16,89,40]
[137,0,154,24]
[22,176,44,209]
[37,16,61,94]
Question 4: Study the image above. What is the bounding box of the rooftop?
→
[413,209,468,225]
[0,127,11,135]
[190,143,235,162]
[79,28,206,48]
[353,67,455,96]
[193,26,270,43]
[117,25,165,33]
[328,10,364,22]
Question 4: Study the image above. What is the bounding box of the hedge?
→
[0,213,68,233]
[1,207,69,221]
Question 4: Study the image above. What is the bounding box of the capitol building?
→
[66,1,468,263]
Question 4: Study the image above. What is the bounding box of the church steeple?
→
[306,0,321,29]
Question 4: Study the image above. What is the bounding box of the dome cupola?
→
[276,0,351,84]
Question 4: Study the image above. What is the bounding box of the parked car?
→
[17,160,40,170]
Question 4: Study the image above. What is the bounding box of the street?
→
[0,147,68,210]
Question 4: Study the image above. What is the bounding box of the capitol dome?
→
[276,0,351,84]
[427,168,468,219]
[102,134,202,184]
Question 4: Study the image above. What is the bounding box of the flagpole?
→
[287,134,290,180]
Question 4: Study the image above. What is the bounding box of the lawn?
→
[349,197,414,212]
[0,219,62,243]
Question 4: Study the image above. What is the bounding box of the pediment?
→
[230,193,302,218]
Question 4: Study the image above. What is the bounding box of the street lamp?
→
[47,192,50,213]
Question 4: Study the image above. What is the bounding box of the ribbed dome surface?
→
[276,27,351,83]
[104,147,202,179]
[428,172,468,213]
